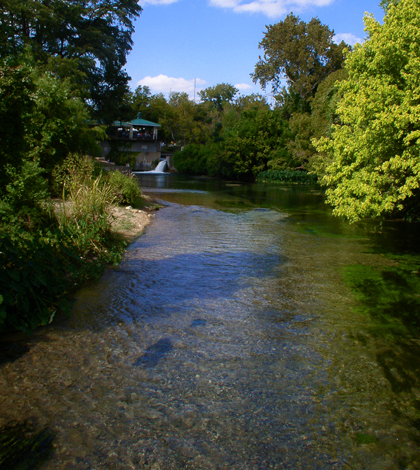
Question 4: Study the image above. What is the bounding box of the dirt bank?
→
[110,199,160,242]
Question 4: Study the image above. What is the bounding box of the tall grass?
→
[57,175,117,227]
[0,154,133,333]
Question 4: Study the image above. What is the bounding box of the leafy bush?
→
[106,170,143,205]
[0,223,127,334]
[0,153,131,334]
[53,154,116,227]
[1,158,54,232]
[173,144,209,175]
[257,170,318,184]
[0,233,70,333]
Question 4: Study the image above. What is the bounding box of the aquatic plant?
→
[257,169,318,184]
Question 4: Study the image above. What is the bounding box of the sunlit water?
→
[1,176,420,469]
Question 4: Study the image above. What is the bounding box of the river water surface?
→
[1,175,420,469]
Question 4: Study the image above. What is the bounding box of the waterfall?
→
[151,160,167,173]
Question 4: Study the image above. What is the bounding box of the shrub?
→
[106,170,142,205]
[256,169,318,184]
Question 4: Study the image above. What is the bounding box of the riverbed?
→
[1,175,420,469]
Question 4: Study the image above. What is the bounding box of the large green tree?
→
[213,107,292,180]
[314,0,420,222]
[287,69,348,172]
[198,83,239,112]
[251,13,348,103]
[0,51,103,190]
[0,0,142,122]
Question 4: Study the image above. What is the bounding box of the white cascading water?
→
[150,160,167,173]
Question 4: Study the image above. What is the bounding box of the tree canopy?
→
[0,51,104,189]
[314,0,420,222]
[198,83,239,112]
[251,13,348,102]
[0,0,142,122]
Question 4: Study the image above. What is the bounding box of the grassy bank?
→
[0,155,155,335]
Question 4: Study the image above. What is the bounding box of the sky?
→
[126,0,386,102]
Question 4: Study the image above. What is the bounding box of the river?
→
[1,175,420,469]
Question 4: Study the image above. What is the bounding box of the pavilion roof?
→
[112,113,160,128]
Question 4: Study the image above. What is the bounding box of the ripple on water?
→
[1,202,420,469]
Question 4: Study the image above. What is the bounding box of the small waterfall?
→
[151,160,167,173]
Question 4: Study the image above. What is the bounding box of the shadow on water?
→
[68,249,287,331]
[134,338,173,368]
[0,420,55,470]
[343,255,420,393]
[190,318,207,328]
[0,342,30,366]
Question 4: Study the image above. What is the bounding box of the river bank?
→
[110,199,158,242]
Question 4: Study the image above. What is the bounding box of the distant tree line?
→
[125,0,420,224]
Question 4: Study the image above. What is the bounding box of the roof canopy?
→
[112,113,160,128]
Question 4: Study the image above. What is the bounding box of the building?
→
[100,113,163,170]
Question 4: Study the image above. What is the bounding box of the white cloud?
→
[137,75,207,98]
[235,83,253,91]
[141,0,179,5]
[209,0,334,18]
[333,33,363,46]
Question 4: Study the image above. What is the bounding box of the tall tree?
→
[215,107,292,180]
[314,0,420,223]
[198,83,239,112]
[251,13,348,103]
[287,69,348,171]
[0,0,142,122]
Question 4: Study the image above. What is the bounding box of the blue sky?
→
[126,0,385,102]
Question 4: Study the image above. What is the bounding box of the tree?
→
[0,0,142,123]
[380,0,400,10]
[198,83,239,112]
[287,69,348,172]
[217,107,292,180]
[234,93,270,112]
[314,0,420,222]
[0,51,104,190]
[251,13,348,103]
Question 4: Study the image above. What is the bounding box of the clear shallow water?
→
[1,176,420,469]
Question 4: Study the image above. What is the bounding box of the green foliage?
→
[0,233,70,333]
[0,153,133,334]
[111,151,138,169]
[53,154,116,226]
[380,0,400,10]
[173,107,293,181]
[0,223,127,334]
[0,0,142,123]
[252,13,348,102]
[0,159,55,235]
[173,144,214,176]
[106,170,143,205]
[220,107,292,180]
[314,0,420,223]
[0,52,105,191]
[198,83,239,112]
[235,93,270,112]
[256,170,318,184]
[288,69,349,172]
[4,159,49,212]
